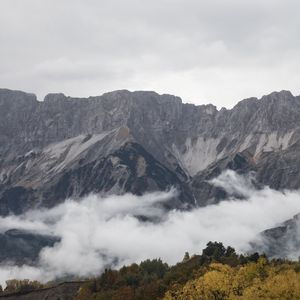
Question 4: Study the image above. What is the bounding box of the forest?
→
[0,242,299,299]
[75,242,300,299]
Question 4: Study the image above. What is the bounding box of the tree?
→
[163,259,300,300]
[75,283,93,300]
[182,252,190,262]
[202,242,226,259]
[5,279,44,294]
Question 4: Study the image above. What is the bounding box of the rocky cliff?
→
[251,213,300,258]
[1,88,300,214]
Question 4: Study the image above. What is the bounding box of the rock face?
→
[1,88,300,214]
[0,229,59,265]
[251,214,300,258]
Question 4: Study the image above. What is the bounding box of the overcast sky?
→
[1,0,299,108]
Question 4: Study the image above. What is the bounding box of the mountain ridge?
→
[1,88,300,214]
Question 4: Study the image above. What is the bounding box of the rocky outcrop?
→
[0,125,194,215]
[1,88,300,213]
[0,229,59,265]
[251,214,300,258]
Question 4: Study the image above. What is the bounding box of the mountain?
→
[251,213,300,258]
[0,229,59,265]
[1,88,300,215]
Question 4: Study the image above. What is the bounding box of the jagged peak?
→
[261,90,294,102]
[227,97,259,116]
[1,87,298,113]
[0,88,37,101]
[101,89,131,98]
[230,90,295,113]
[267,89,293,97]
[101,89,173,99]
[44,93,67,102]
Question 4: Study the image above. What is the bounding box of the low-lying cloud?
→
[0,170,300,286]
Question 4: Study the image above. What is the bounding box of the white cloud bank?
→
[0,171,300,285]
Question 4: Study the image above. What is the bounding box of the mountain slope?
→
[251,213,300,258]
[1,88,300,214]
[0,125,194,215]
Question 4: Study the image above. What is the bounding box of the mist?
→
[0,170,300,286]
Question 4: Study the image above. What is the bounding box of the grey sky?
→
[0,0,299,108]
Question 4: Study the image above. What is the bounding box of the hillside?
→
[75,242,300,299]
[1,243,299,300]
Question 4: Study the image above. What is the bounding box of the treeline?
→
[1,242,299,299]
[0,279,45,295]
[164,258,300,299]
[75,242,300,299]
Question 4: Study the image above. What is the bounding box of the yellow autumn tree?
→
[163,259,300,300]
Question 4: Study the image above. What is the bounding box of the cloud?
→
[0,0,300,106]
[0,171,300,286]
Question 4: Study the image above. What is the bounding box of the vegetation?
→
[1,242,299,299]
[0,279,45,295]
[75,242,300,300]
[164,258,300,299]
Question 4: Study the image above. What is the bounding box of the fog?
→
[0,170,300,286]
